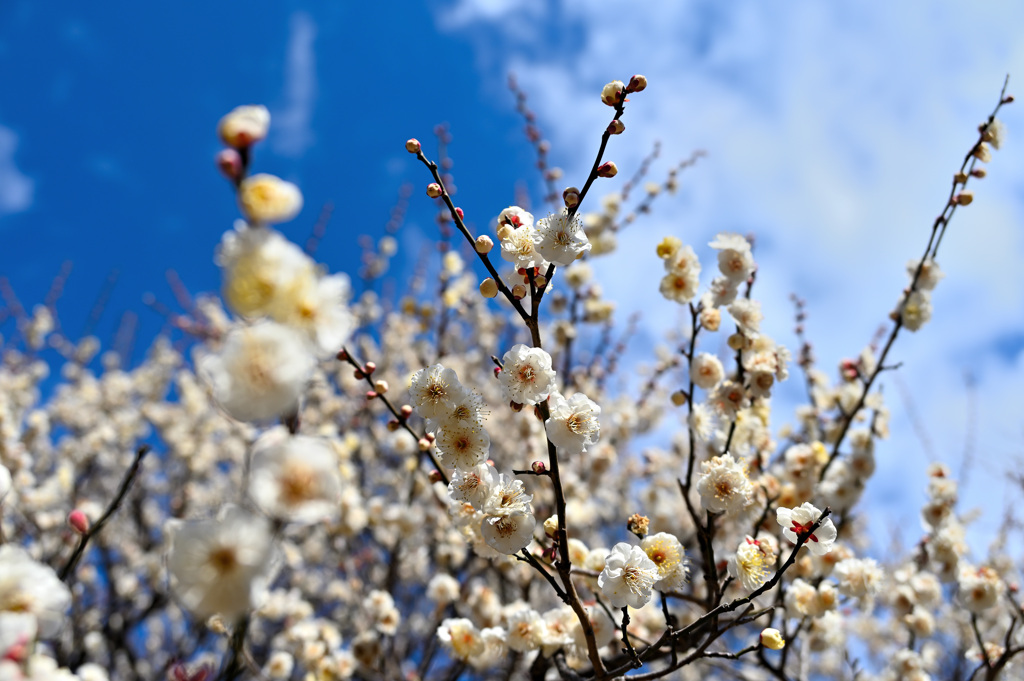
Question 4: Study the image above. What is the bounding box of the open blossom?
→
[534,209,591,266]
[545,391,601,453]
[499,345,557,405]
[448,463,497,508]
[958,565,1003,613]
[0,546,71,638]
[659,267,700,304]
[640,532,690,591]
[697,454,754,514]
[500,223,545,270]
[166,505,276,620]
[900,290,932,332]
[834,557,884,600]
[727,298,763,337]
[266,271,354,358]
[198,320,316,422]
[218,104,270,148]
[238,173,303,224]
[481,512,536,554]
[249,428,342,524]
[691,353,725,390]
[504,608,544,652]
[728,536,770,591]
[409,364,467,421]
[907,257,945,291]
[598,543,660,608]
[709,232,755,283]
[218,221,312,319]
[437,618,485,661]
[776,503,837,556]
[435,421,490,471]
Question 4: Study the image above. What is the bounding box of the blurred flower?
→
[238,173,303,224]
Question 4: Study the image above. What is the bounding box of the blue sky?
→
[3,1,1024,553]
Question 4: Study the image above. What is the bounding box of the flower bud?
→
[543,515,559,537]
[400,404,413,418]
[364,361,377,375]
[512,284,527,299]
[426,183,443,198]
[531,461,547,474]
[971,167,987,178]
[670,390,689,407]
[479,278,499,298]
[727,333,748,350]
[374,379,389,394]
[534,275,547,289]
[475,235,494,253]
[496,224,514,241]
[596,162,618,178]
[563,186,581,209]
[509,400,524,413]
[218,105,270,149]
[455,207,464,219]
[68,509,90,535]
[607,119,625,135]
[627,74,648,93]
[760,628,785,650]
[954,191,974,206]
[954,171,968,185]
[429,470,444,484]
[336,349,349,362]
[601,80,625,106]
[365,390,378,400]
[418,438,433,451]
[405,138,421,153]
[215,149,242,181]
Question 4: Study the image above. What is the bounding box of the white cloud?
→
[272,11,317,158]
[0,125,33,218]
[433,0,1024,548]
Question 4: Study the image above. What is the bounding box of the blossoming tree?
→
[0,74,1020,681]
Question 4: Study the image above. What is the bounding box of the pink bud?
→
[596,161,618,178]
[627,74,648,93]
[531,461,547,474]
[455,207,464,219]
[400,405,414,418]
[607,120,625,135]
[405,138,421,153]
[366,390,378,399]
[215,149,242,181]
[364,361,377,375]
[429,470,444,484]
[336,349,349,362]
[426,183,443,198]
[68,509,90,535]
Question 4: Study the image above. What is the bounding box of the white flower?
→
[709,232,755,283]
[448,463,497,509]
[497,206,534,230]
[691,353,725,390]
[707,276,740,308]
[409,364,467,422]
[900,290,932,332]
[218,222,313,319]
[0,546,71,638]
[198,321,316,423]
[659,268,700,304]
[958,565,1003,613]
[907,257,945,291]
[499,344,557,406]
[640,532,690,591]
[727,298,763,337]
[267,272,354,358]
[500,223,545,270]
[437,618,485,661]
[481,512,536,554]
[728,536,769,591]
[435,422,490,471]
[0,464,10,502]
[688,403,715,441]
[505,608,544,653]
[481,474,533,517]
[696,454,754,514]
[545,391,601,453]
[218,105,270,148]
[834,557,884,600]
[598,543,660,609]
[428,389,487,432]
[709,380,749,419]
[166,505,276,620]
[534,209,591,266]
[249,429,342,524]
[776,503,837,556]
[238,173,303,224]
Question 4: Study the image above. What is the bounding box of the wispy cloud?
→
[0,125,34,218]
[433,0,1024,541]
[272,11,317,158]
